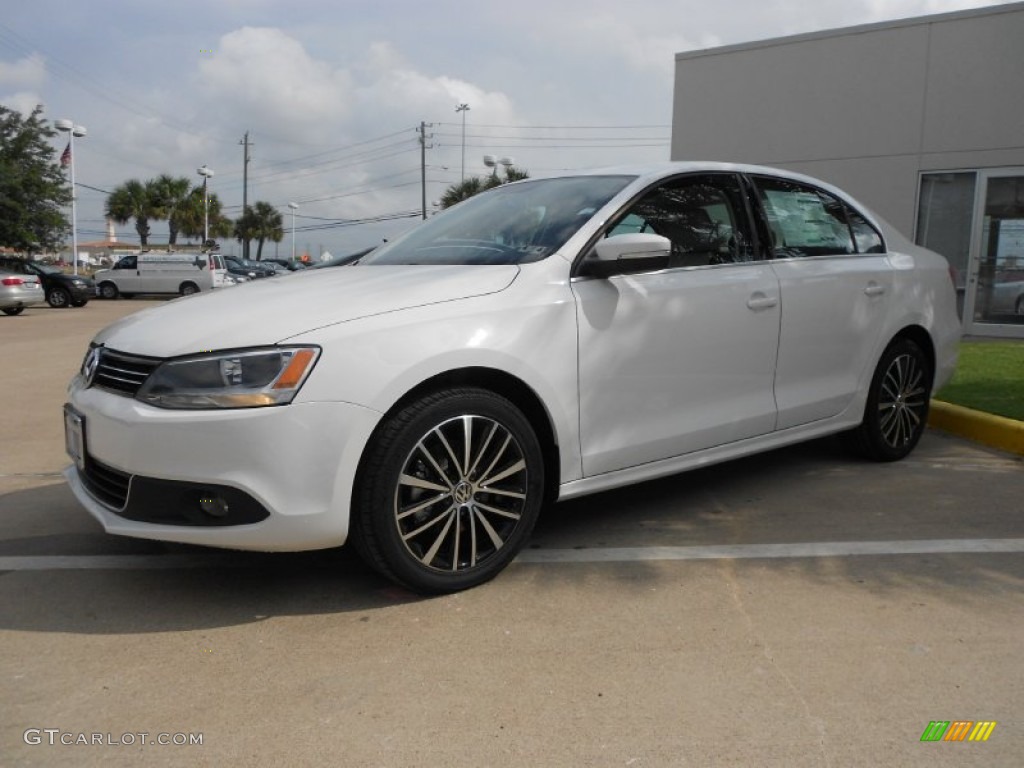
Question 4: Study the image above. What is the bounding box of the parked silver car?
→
[1,269,45,315]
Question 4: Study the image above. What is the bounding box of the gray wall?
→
[671,3,1024,234]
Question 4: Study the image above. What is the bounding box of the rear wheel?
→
[98,282,119,300]
[849,338,932,462]
[47,287,71,308]
[2,306,25,316]
[180,282,199,296]
[352,388,544,594]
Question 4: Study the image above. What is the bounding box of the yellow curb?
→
[929,400,1024,456]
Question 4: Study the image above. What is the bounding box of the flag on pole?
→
[60,142,71,167]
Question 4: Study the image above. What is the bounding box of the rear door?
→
[749,175,894,429]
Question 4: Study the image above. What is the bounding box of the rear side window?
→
[752,176,885,257]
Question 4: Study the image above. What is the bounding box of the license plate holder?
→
[64,404,86,472]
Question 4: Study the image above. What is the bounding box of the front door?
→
[573,173,780,477]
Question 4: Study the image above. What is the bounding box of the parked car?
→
[0,256,95,308]
[306,248,375,269]
[63,162,960,594]
[265,258,307,272]
[94,252,228,298]
[989,277,1024,316]
[1,269,45,315]
[224,256,276,279]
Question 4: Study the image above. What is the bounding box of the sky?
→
[1,0,1015,259]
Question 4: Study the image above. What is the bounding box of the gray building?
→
[671,2,1024,337]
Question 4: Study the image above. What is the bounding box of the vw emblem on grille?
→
[83,347,102,387]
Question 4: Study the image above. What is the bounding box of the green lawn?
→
[935,341,1024,421]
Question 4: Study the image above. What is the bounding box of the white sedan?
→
[64,162,961,593]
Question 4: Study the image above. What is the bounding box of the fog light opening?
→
[197,493,230,518]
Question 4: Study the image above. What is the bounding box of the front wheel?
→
[2,306,25,316]
[352,388,545,594]
[849,338,932,462]
[47,287,71,308]
[98,282,119,300]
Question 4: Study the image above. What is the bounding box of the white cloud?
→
[0,53,46,89]
[0,91,46,117]
[197,27,355,143]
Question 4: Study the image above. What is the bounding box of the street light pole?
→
[55,119,86,276]
[197,165,214,249]
[455,103,470,182]
[288,202,299,261]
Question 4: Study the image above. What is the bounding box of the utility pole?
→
[239,131,252,259]
[418,121,432,220]
[455,103,470,182]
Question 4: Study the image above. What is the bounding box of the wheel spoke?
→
[419,511,458,566]
[403,504,456,542]
[416,438,457,486]
[434,426,464,478]
[479,458,526,489]
[466,421,498,480]
[473,506,507,550]
[474,499,522,521]
[398,473,449,493]
[396,491,451,521]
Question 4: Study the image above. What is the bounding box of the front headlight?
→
[136,346,320,409]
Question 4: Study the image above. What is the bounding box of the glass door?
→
[964,170,1024,337]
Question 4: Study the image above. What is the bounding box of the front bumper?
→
[64,378,381,551]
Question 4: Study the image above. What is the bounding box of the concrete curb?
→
[928,399,1024,456]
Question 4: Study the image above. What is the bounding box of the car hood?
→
[94,265,520,357]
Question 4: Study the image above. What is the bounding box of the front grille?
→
[93,348,161,397]
[82,457,132,510]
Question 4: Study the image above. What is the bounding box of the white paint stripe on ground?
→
[516,539,1024,563]
[0,539,1022,571]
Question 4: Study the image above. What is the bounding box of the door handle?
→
[746,294,778,311]
[864,282,886,297]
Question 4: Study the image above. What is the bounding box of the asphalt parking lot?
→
[1,297,1022,767]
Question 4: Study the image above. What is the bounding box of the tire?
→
[2,306,25,316]
[47,287,71,308]
[352,388,545,594]
[849,338,932,462]
[180,282,199,296]
[99,282,119,300]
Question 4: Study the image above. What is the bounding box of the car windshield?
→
[362,175,634,266]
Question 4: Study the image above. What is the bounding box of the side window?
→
[606,174,754,267]
[753,176,855,257]
[116,255,137,270]
[845,206,886,253]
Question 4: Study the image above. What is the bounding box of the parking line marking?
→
[516,538,1024,563]
[0,539,1022,571]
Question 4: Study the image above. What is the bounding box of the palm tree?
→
[234,201,283,261]
[440,166,529,209]
[152,175,193,246]
[106,179,162,246]
[177,188,233,245]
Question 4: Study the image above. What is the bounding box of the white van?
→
[94,253,228,299]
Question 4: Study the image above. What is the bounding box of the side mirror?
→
[581,233,671,278]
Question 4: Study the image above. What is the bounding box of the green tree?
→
[151,174,193,246]
[439,165,529,209]
[234,201,283,261]
[176,187,233,245]
[106,179,162,246]
[0,105,72,252]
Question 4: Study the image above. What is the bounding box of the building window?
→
[916,172,976,316]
